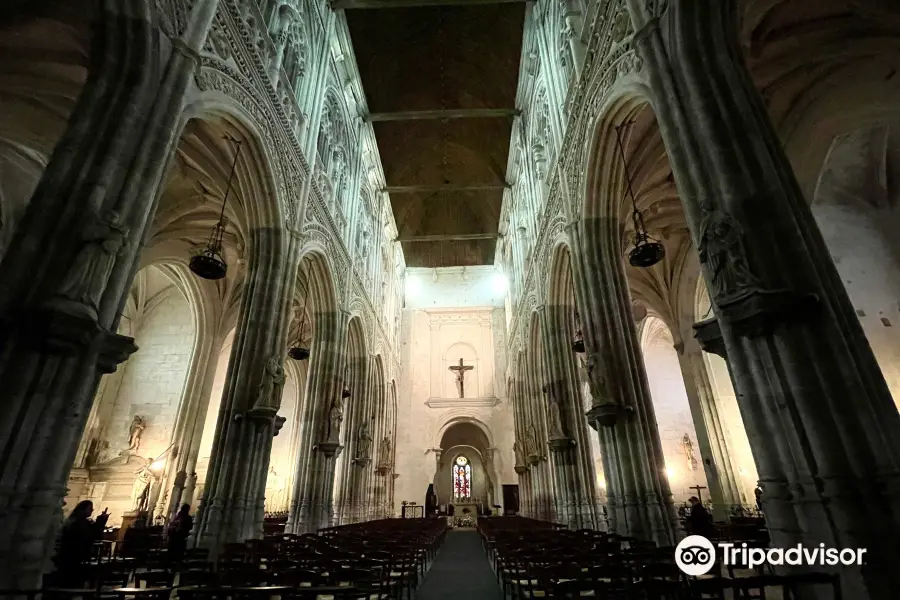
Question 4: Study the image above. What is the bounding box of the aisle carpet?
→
[416,530,504,600]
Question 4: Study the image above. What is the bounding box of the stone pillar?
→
[674,335,743,518]
[268,31,288,86]
[281,360,308,521]
[193,227,298,549]
[159,306,228,521]
[630,1,900,595]
[540,304,600,529]
[339,356,373,524]
[0,1,215,587]
[568,219,678,545]
[286,310,349,533]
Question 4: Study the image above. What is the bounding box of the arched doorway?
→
[436,421,496,513]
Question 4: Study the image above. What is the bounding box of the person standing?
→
[167,504,193,564]
[53,500,109,586]
[686,496,715,539]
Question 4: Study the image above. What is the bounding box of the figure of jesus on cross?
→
[449,358,474,398]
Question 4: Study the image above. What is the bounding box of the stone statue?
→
[127,415,145,452]
[378,436,392,469]
[548,399,566,439]
[683,434,697,471]
[585,352,610,405]
[326,399,343,443]
[434,448,443,471]
[526,425,539,459]
[697,204,760,304]
[256,356,285,410]
[513,440,526,466]
[131,467,152,512]
[357,420,372,459]
[56,209,129,315]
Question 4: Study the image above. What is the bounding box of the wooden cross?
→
[690,485,708,504]
[449,358,474,398]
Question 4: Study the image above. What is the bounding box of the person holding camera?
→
[53,500,110,585]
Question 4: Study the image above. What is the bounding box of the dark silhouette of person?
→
[167,504,193,564]
[755,486,763,514]
[447,503,455,516]
[53,500,109,585]
[686,496,714,538]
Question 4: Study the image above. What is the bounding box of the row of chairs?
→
[26,518,447,600]
[478,516,842,599]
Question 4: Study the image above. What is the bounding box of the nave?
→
[2,0,900,599]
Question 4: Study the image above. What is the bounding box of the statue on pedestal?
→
[548,399,566,439]
[377,436,392,470]
[526,425,540,459]
[697,202,760,304]
[326,399,343,443]
[55,209,129,316]
[131,466,153,512]
[256,356,286,410]
[356,420,372,459]
[127,416,146,452]
[513,440,525,466]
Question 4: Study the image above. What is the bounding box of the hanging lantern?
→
[571,309,585,353]
[288,347,310,361]
[190,135,243,280]
[614,124,665,268]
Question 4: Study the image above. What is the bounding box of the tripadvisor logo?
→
[675,536,716,576]
[675,535,868,576]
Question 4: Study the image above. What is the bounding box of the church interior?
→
[1,0,899,598]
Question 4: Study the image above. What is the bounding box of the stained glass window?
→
[453,455,471,500]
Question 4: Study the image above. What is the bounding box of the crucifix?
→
[689,485,708,504]
[449,358,474,398]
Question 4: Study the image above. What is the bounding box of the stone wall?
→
[394,267,515,512]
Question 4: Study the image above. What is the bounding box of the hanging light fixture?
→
[614,123,665,268]
[190,135,243,280]
[571,309,585,353]
[289,259,311,360]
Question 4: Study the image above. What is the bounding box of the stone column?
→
[539,304,600,529]
[674,335,743,517]
[286,310,349,533]
[281,359,308,521]
[158,297,228,520]
[268,31,288,86]
[193,227,298,549]
[0,1,217,587]
[340,356,373,524]
[568,219,678,545]
[630,1,900,595]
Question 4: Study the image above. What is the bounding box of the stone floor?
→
[416,530,503,600]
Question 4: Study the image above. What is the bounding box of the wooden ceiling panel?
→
[373,118,512,186]
[344,2,524,267]
[346,5,525,113]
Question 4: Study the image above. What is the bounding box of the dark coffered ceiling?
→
[342,0,526,267]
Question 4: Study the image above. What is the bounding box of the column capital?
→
[692,317,727,359]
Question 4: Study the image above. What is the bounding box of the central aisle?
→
[416,530,504,600]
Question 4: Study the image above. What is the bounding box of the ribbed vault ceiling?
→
[345,2,526,267]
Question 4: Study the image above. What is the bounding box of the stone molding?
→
[424,396,501,409]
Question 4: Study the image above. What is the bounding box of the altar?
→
[450,502,479,527]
